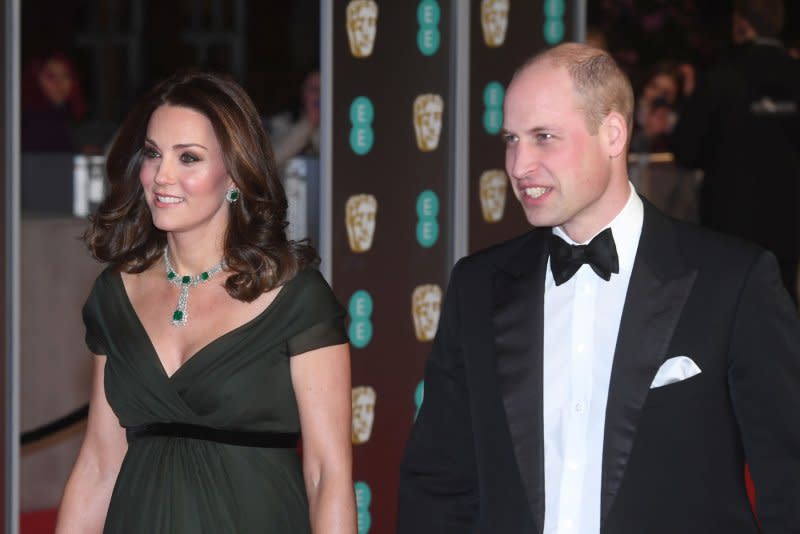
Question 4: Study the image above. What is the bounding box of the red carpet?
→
[20,508,57,534]
[16,470,757,533]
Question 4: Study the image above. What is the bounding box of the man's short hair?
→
[734,0,784,38]
[514,43,634,141]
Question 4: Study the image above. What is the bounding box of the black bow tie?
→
[549,228,620,286]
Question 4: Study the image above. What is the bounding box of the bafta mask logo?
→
[352,386,377,445]
[413,94,444,152]
[481,0,510,48]
[479,169,508,223]
[412,284,442,342]
[346,0,379,58]
[346,194,377,253]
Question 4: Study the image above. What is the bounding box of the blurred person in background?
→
[672,0,800,304]
[585,25,608,51]
[266,68,321,169]
[21,51,86,152]
[630,61,686,153]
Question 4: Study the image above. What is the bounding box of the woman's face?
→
[139,104,233,238]
[642,73,678,107]
[38,59,73,106]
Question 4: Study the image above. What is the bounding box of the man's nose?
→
[508,144,539,180]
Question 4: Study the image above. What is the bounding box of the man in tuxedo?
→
[671,0,800,303]
[397,42,800,534]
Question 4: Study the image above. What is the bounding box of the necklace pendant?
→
[163,246,225,328]
[171,309,187,327]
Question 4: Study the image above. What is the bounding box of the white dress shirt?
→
[542,185,643,534]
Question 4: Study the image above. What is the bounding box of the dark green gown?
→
[82,267,347,533]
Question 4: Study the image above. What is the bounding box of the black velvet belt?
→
[125,422,299,448]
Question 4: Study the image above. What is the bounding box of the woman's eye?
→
[180,152,200,164]
[143,147,160,159]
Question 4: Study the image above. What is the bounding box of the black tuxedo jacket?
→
[398,201,800,534]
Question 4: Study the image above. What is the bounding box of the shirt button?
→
[567,460,580,471]
[563,518,574,529]
[574,402,584,413]
[576,343,585,353]
[583,284,592,295]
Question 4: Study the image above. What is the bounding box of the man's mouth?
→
[524,186,549,199]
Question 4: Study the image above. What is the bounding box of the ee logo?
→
[355,481,372,534]
[417,0,441,56]
[482,81,504,135]
[414,380,424,421]
[543,0,565,45]
[416,190,440,248]
[350,97,375,155]
[348,290,374,349]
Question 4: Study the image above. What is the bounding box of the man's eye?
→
[180,152,200,164]
[536,133,554,142]
[501,133,518,144]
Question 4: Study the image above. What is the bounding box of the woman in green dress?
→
[55,70,356,533]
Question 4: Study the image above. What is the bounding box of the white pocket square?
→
[650,356,702,389]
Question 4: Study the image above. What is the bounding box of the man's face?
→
[502,64,615,242]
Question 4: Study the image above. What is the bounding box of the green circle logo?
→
[349,97,375,155]
[482,109,503,135]
[355,481,372,534]
[416,219,439,248]
[415,190,440,247]
[543,19,565,45]
[417,0,441,55]
[350,127,374,155]
[417,0,441,26]
[349,290,374,318]
[348,320,373,349]
[355,481,372,508]
[414,380,424,420]
[357,510,371,534]
[350,97,375,125]
[417,28,441,56]
[483,81,505,108]
[348,290,374,348]
[416,190,440,218]
[544,0,566,18]
[483,82,504,135]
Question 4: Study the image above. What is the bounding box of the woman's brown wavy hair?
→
[84,69,318,302]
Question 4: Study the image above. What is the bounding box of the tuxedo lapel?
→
[492,230,549,534]
[600,203,697,522]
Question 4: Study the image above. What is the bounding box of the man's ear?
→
[603,111,628,159]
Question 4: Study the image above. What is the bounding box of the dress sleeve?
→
[286,269,348,357]
[82,270,108,356]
